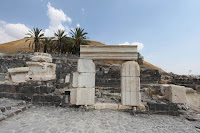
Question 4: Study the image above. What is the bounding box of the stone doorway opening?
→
[95,61,121,104]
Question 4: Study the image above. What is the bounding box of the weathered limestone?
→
[70,59,96,105]
[26,53,56,81]
[77,59,95,73]
[70,89,76,104]
[121,91,141,106]
[76,88,95,105]
[26,62,56,81]
[78,73,95,88]
[72,72,95,88]
[95,103,119,110]
[7,53,56,83]
[136,104,146,111]
[160,84,200,109]
[168,85,187,104]
[121,61,140,77]
[121,61,141,106]
[80,45,138,60]
[32,52,52,62]
[65,74,70,83]
[8,67,29,83]
[72,72,78,88]
[118,104,132,110]
[121,77,140,92]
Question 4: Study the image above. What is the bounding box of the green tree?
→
[54,29,67,54]
[25,28,44,52]
[42,37,54,53]
[70,27,89,55]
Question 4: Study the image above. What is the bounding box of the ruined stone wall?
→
[0,53,78,89]
[169,75,200,92]
[140,69,161,84]
[0,81,64,106]
[0,54,31,73]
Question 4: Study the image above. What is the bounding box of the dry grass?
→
[0,38,34,54]
[0,38,105,54]
[142,60,166,73]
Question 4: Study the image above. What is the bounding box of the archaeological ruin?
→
[0,45,199,114]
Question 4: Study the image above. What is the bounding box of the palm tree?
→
[54,29,67,54]
[42,37,54,53]
[70,27,89,55]
[25,28,44,52]
[63,37,75,54]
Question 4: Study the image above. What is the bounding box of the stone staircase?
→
[0,98,32,121]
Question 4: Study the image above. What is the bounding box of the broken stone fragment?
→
[31,52,52,63]
[7,67,29,83]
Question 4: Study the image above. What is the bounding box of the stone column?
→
[121,61,141,106]
[71,59,95,105]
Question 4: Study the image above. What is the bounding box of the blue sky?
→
[0,0,200,75]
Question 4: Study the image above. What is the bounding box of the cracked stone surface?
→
[0,106,198,133]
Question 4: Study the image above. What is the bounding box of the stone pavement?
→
[0,106,199,133]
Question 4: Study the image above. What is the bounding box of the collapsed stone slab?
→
[168,85,187,104]
[31,52,52,63]
[8,67,29,83]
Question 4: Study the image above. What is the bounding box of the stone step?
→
[94,102,132,110]
[0,98,32,121]
[100,92,121,103]
[95,98,118,103]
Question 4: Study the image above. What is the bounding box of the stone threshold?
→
[87,102,133,110]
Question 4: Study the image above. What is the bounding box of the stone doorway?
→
[70,45,141,108]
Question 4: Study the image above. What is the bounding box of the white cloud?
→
[0,20,30,44]
[0,2,73,44]
[81,8,85,15]
[44,2,72,37]
[76,24,80,28]
[118,42,144,51]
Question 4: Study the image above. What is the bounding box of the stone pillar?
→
[121,61,141,106]
[71,59,95,105]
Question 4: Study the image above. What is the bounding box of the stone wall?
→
[140,69,161,84]
[169,75,200,92]
[0,81,64,106]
